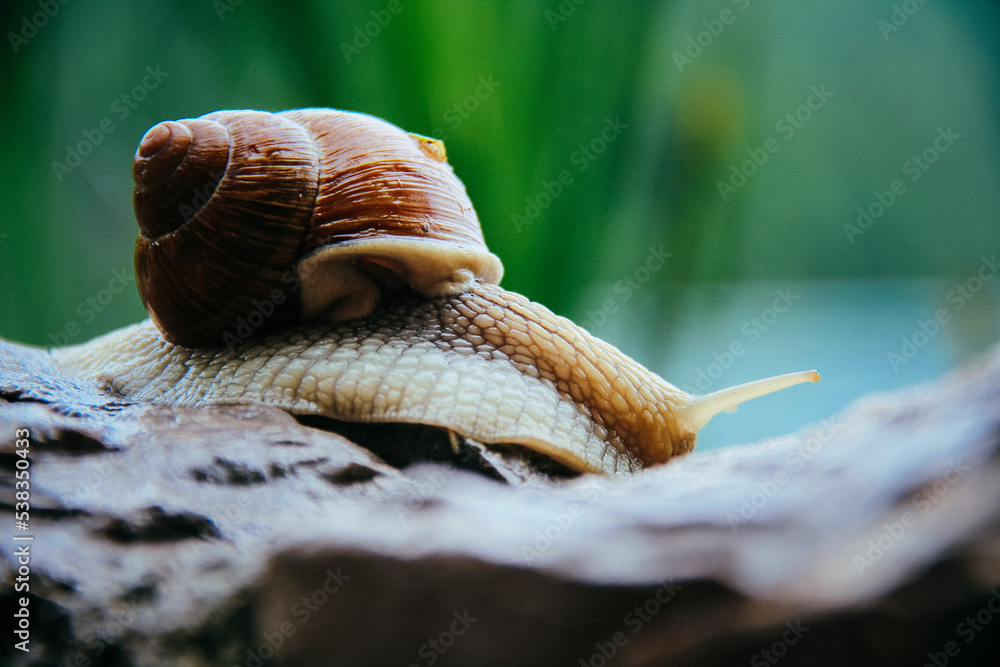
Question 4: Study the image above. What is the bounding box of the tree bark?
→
[1,337,999,666]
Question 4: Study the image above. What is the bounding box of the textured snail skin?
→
[51,281,819,474]
[52,283,667,473]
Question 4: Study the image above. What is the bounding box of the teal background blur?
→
[1,0,998,450]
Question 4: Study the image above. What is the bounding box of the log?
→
[1,336,999,666]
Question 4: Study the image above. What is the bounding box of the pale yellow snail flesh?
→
[52,283,818,474]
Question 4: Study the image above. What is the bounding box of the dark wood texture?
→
[1,337,999,666]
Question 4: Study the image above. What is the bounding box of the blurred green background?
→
[1,0,997,449]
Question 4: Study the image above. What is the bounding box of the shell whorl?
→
[132,109,503,348]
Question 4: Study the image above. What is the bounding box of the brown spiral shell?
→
[132,109,503,347]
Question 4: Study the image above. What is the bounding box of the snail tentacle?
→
[677,370,821,435]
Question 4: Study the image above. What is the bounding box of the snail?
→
[51,108,819,474]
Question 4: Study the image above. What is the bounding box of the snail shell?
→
[51,108,820,475]
[132,108,501,347]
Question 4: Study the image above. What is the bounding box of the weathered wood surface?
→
[1,337,999,666]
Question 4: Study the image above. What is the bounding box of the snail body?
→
[51,108,819,474]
